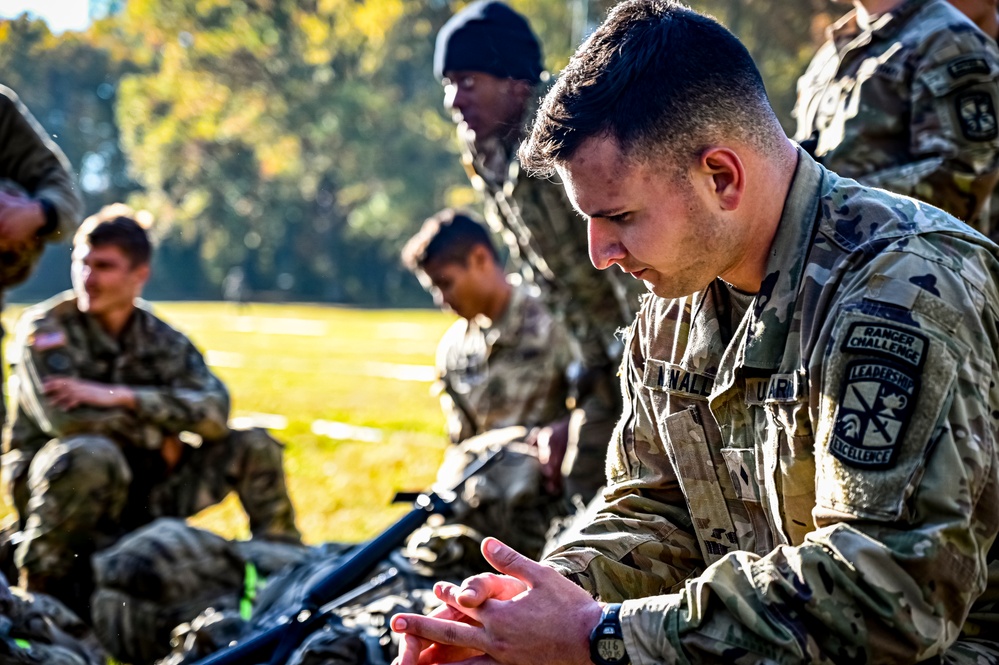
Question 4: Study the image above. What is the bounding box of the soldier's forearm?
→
[131,386,230,440]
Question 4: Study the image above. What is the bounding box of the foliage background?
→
[1,0,837,307]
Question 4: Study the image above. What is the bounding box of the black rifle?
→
[191,446,505,665]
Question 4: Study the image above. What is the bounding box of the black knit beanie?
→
[434,1,543,83]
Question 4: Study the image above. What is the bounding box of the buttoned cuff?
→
[620,594,684,665]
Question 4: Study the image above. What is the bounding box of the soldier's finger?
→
[430,585,483,620]
[393,633,426,665]
[454,573,527,608]
[435,581,487,619]
[391,612,486,654]
[480,538,552,588]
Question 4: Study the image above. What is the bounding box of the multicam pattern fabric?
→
[0,85,81,294]
[435,278,573,443]
[545,149,999,663]
[0,85,83,429]
[91,519,312,665]
[1,292,299,591]
[794,0,999,228]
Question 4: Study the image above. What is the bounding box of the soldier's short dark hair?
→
[401,209,499,272]
[521,0,783,174]
[75,203,153,267]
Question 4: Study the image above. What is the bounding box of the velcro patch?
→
[30,330,67,351]
[949,57,990,79]
[45,351,72,373]
[744,377,769,406]
[956,91,999,141]
[841,322,927,368]
[829,358,918,469]
[765,371,807,403]
[643,360,713,398]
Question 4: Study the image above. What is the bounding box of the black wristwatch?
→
[589,603,630,665]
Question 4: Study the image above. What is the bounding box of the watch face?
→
[596,637,627,662]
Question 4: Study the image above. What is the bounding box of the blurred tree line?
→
[1,0,837,306]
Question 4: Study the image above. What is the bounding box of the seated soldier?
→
[0,205,300,619]
[401,208,574,449]
[401,208,577,560]
[85,211,579,665]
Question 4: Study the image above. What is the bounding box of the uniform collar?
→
[740,147,824,372]
[673,149,823,391]
[79,299,153,357]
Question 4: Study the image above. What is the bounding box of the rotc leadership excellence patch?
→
[832,321,927,469]
[831,357,919,470]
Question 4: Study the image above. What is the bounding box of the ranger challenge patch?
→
[830,323,927,469]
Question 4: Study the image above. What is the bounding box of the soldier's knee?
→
[17,435,132,578]
[27,435,131,498]
[227,427,286,468]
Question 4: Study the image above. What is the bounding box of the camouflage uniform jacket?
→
[3,291,231,481]
[545,149,999,663]
[435,277,572,443]
[461,127,641,375]
[0,85,82,293]
[793,0,999,227]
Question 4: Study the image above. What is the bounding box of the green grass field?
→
[1,301,457,545]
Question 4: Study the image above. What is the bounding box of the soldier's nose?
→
[588,219,626,270]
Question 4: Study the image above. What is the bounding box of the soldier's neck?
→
[93,306,135,339]
[485,275,513,324]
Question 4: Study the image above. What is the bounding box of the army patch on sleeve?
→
[956,91,999,141]
[45,350,72,373]
[841,322,927,368]
[829,358,918,469]
[30,330,67,351]
[948,57,990,79]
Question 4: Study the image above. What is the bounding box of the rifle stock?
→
[191,446,505,665]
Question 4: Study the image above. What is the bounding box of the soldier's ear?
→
[132,262,151,290]
[697,147,745,212]
[468,243,492,271]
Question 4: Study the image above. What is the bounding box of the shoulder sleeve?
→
[10,303,141,441]
[0,86,82,239]
[617,241,999,664]
[130,328,230,441]
[860,26,999,223]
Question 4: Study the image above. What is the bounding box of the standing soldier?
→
[434,1,643,503]
[794,0,999,231]
[0,85,83,423]
[1,206,300,619]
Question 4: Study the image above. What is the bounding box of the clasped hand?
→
[390,537,603,665]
